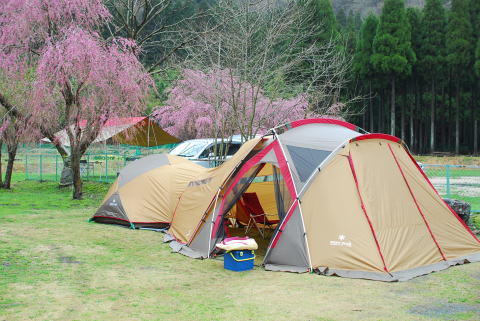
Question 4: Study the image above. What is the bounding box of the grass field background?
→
[1,178,480,321]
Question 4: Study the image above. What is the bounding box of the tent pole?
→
[271,128,313,272]
[262,199,298,265]
[207,188,221,258]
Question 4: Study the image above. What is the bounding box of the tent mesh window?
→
[273,166,292,222]
[286,145,331,182]
[214,164,293,242]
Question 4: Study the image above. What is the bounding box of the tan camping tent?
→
[163,119,480,281]
[92,154,204,228]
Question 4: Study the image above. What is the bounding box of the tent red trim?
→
[351,133,401,143]
[348,152,390,273]
[388,144,447,261]
[270,200,299,248]
[403,147,480,243]
[210,141,279,239]
[273,143,297,200]
[92,215,169,224]
[210,139,298,240]
[289,118,358,131]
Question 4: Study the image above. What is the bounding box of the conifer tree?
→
[446,0,473,154]
[476,40,480,78]
[353,13,379,131]
[471,0,480,155]
[419,0,446,152]
[312,0,339,44]
[372,0,415,136]
[336,8,347,28]
[406,7,422,144]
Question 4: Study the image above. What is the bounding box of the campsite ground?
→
[1,178,479,321]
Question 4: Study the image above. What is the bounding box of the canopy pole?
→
[271,128,313,272]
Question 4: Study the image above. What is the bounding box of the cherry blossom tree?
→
[154,69,317,141]
[0,0,153,198]
[154,0,352,154]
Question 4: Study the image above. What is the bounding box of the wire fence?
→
[7,145,480,213]
[421,164,480,213]
[11,144,175,183]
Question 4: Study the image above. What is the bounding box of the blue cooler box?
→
[224,250,255,271]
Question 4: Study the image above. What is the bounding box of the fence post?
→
[25,153,28,180]
[445,165,451,198]
[105,151,108,183]
[55,155,58,181]
[40,153,43,181]
[87,154,90,180]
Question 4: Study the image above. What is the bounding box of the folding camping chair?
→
[239,192,279,238]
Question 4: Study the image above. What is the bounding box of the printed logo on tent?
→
[188,177,213,187]
[109,199,118,207]
[329,234,352,247]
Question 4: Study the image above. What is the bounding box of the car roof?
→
[180,137,243,144]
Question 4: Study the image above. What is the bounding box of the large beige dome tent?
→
[91,154,203,228]
[165,118,480,281]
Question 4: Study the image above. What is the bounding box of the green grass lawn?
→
[1,179,480,321]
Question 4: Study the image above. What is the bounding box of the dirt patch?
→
[409,301,480,319]
[58,256,81,264]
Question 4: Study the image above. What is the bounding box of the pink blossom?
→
[153,69,322,140]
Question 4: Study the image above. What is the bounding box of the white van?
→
[169,137,243,168]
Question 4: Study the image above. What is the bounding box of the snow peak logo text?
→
[329,234,352,247]
[109,199,118,207]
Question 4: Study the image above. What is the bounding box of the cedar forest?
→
[148,0,480,155]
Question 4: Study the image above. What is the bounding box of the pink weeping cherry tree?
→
[154,69,325,142]
[32,29,152,199]
[0,0,152,199]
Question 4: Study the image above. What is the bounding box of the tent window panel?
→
[273,167,292,221]
[286,145,331,182]
[222,165,264,218]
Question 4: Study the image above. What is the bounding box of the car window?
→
[199,145,214,159]
[169,142,192,156]
[198,142,241,158]
[226,143,241,156]
[174,141,210,158]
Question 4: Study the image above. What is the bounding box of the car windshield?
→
[169,142,191,155]
[170,141,210,158]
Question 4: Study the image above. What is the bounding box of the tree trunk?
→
[455,79,460,154]
[430,79,435,153]
[415,79,421,151]
[379,91,383,132]
[409,80,414,149]
[3,142,17,189]
[391,75,396,136]
[0,140,3,186]
[474,119,478,155]
[441,84,446,151]
[473,83,478,155]
[70,152,83,199]
[401,83,405,142]
[369,80,374,132]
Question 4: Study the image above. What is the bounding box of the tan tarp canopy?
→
[42,117,180,147]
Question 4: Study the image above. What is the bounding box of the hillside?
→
[333,0,450,16]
